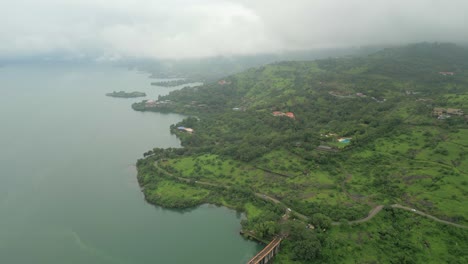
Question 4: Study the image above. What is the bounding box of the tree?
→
[253,221,279,239]
[311,213,332,230]
[292,238,322,261]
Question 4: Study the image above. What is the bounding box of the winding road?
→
[390,204,468,229]
[153,161,468,229]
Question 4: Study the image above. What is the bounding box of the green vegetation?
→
[136,43,468,263]
[106,91,146,98]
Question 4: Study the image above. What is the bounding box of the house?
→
[446,108,464,116]
[433,108,446,116]
[356,93,366,97]
[321,133,337,138]
[285,112,295,119]
[145,99,157,107]
[272,111,295,119]
[317,145,334,152]
[218,80,231,85]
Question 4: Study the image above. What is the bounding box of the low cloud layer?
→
[1,0,467,59]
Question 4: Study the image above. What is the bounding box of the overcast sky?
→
[0,0,467,60]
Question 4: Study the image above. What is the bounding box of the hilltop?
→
[135,43,468,263]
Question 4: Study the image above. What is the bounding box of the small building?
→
[433,108,445,116]
[177,126,194,133]
[446,108,464,116]
[317,145,334,152]
[439,72,455,76]
[285,112,295,119]
[145,100,158,107]
[218,80,231,85]
[273,111,295,119]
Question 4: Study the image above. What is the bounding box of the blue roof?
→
[177,126,186,130]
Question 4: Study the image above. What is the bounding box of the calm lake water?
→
[0,64,261,264]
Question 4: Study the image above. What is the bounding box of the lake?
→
[0,63,261,264]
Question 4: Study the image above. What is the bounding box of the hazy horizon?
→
[1,0,467,61]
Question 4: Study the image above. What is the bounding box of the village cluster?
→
[145,99,172,108]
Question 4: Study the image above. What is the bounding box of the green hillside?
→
[135,43,468,263]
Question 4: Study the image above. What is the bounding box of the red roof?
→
[285,112,295,119]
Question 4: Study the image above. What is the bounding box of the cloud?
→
[0,0,467,59]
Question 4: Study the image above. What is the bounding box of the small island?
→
[150,79,194,87]
[106,91,146,98]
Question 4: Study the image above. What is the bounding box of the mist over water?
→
[0,64,260,264]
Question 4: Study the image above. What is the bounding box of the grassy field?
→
[320,208,468,264]
[143,180,210,208]
[150,119,468,225]
[347,125,468,222]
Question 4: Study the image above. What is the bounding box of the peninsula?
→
[106,91,146,98]
[136,43,468,263]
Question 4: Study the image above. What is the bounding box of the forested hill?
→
[134,42,468,162]
[325,42,468,79]
[135,43,468,263]
[135,42,468,113]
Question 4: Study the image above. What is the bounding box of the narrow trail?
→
[152,161,468,229]
[341,205,384,225]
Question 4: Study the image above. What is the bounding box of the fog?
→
[0,0,467,60]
